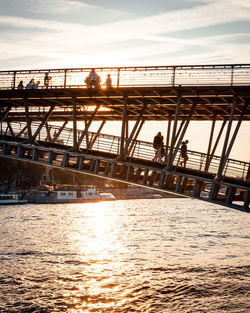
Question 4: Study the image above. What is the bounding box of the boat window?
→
[61,192,66,196]
[69,192,74,196]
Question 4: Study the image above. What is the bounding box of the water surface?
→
[0,199,249,312]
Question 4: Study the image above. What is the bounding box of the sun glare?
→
[62,202,128,312]
[70,201,124,260]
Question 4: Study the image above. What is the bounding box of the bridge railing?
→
[0,64,250,90]
[1,121,249,181]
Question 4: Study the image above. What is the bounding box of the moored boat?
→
[99,192,116,201]
[33,184,100,203]
[0,193,27,205]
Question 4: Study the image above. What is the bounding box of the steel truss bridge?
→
[0,64,249,212]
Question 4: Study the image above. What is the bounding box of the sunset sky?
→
[0,0,249,161]
[0,0,250,69]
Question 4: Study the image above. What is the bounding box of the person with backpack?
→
[152,132,164,162]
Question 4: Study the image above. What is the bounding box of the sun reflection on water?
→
[73,201,124,259]
[65,201,130,312]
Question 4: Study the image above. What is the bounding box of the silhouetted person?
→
[17,81,24,89]
[34,81,40,89]
[104,74,112,89]
[26,79,35,89]
[180,140,189,167]
[85,69,101,89]
[44,73,51,89]
[153,132,164,162]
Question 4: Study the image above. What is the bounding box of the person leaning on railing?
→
[17,81,24,89]
[104,74,112,89]
[85,69,101,89]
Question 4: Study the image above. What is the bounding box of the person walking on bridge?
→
[180,140,189,167]
[153,132,164,162]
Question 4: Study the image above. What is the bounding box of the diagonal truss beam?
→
[31,105,55,143]
[127,119,145,157]
[206,119,227,170]
[87,120,106,151]
[119,103,147,159]
[216,96,237,180]
[166,95,182,169]
[219,101,249,177]
[6,121,15,137]
[205,118,216,171]
[0,107,11,122]
[75,105,100,150]
[171,101,197,162]
[51,121,68,143]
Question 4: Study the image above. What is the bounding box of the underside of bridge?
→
[0,86,250,121]
[0,67,250,212]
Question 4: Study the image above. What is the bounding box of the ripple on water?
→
[0,199,249,312]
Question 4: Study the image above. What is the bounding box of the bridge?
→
[0,64,249,211]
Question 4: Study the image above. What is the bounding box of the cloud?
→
[0,0,250,69]
[1,0,250,38]
[25,0,95,14]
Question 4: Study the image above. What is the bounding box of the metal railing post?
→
[117,68,120,87]
[172,67,176,87]
[64,69,67,88]
[13,71,16,89]
[231,65,234,86]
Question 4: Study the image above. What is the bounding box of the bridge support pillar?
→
[158,172,166,188]
[209,181,220,200]
[175,176,182,192]
[142,169,149,185]
[192,180,203,197]
[243,191,250,210]
[17,145,23,158]
[62,153,69,168]
[180,177,188,194]
[226,186,236,205]
[32,148,38,161]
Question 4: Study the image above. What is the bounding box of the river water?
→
[0,198,249,313]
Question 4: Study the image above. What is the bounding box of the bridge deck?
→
[0,86,250,121]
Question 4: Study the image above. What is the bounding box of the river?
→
[0,198,249,312]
